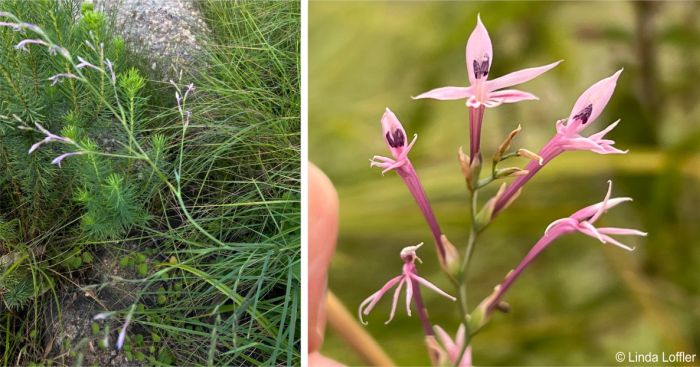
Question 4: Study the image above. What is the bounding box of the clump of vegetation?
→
[0,0,299,365]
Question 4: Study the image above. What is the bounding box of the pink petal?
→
[486,89,538,106]
[597,227,648,237]
[369,155,396,174]
[466,14,492,84]
[400,133,418,160]
[455,324,466,351]
[404,279,413,317]
[566,69,623,133]
[380,108,409,159]
[28,139,46,154]
[571,197,633,222]
[544,218,577,236]
[588,180,612,224]
[116,327,127,350]
[485,60,562,91]
[560,136,625,155]
[460,346,473,367]
[364,275,403,312]
[51,151,83,167]
[578,221,605,243]
[358,275,402,324]
[385,277,406,324]
[593,143,627,155]
[434,325,456,352]
[34,122,51,136]
[409,274,456,301]
[358,294,379,325]
[599,234,636,251]
[92,312,113,320]
[116,305,135,350]
[588,119,620,141]
[412,86,474,100]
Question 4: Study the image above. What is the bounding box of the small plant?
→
[360,15,646,365]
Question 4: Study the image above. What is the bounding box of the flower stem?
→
[398,162,446,260]
[453,180,481,366]
[461,190,480,277]
[409,264,435,337]
[485,231,558,314]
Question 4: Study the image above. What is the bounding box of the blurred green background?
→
[310,1,700,366]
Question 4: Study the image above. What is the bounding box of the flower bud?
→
[517,148,543,165]
[495,167,529,179]
[474,183,506,231]
[439,234,461,277]
[494,124,522,163]
[466,154,481,190]
[468,284,500,333]
[425,335,448,367]
[458,146,471,180]
[459,147,483,190]
[494,301,511,313]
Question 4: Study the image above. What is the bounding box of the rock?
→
[45,247,143,365]
[91,0,209,79]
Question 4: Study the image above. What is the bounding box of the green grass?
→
[1,0,299,365]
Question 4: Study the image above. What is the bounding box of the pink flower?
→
[76,56,101,71]
[92,311,114,321]
[494,70,626,216]
[28,123,83,167]
[19,22,45,36]
[14,39,49,52]
[480,181,645,317]
[48,45,70,58]
[48,73,80,86]
[358,244,455,325]
[105,59,116,84]
[370,108,446,260]
[413,15,560,108]
[117,304,136,350]
[51,151,84,167]
[429,324,472,367]
[0,21,22,31]
[28,123,74,154]
[543,180,646,250]
[370,108,418,175]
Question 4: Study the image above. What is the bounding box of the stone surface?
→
[93,0,209,78]
[45,248,143,365]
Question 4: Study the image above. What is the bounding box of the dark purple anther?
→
[472,55,490,79]
[573,104,593,125]
[385,129,405,148]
